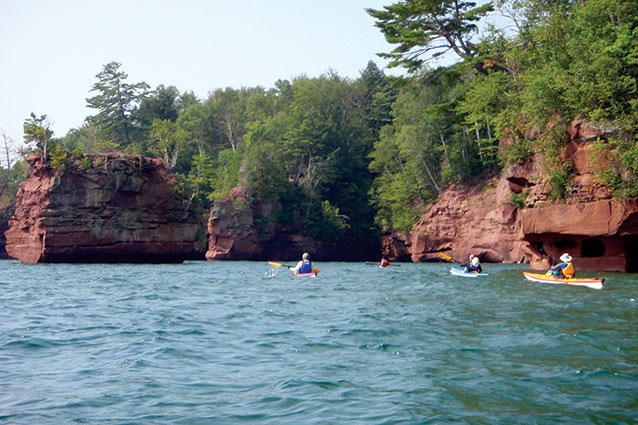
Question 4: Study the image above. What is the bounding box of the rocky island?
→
[5,153,206,263]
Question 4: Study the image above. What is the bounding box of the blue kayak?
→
[450,267,489,278]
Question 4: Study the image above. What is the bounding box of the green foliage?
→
[367,72,488,232]
[49,144,68,172]
[209,148,243,202]
[85,61,149,149]
[0,159,28,218]
[366,0,493,73]
[502,137,533,165]
[149,119,187,170]
[590,136,638,198]
[510,188,528,208]
[23,113,53,160]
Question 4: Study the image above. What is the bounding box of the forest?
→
[1,0,637,255]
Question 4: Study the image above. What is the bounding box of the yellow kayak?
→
[522,271,604,290]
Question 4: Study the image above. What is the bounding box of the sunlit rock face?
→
[385,173,528,266]
[383,118,638,272]
[5,153,206,263]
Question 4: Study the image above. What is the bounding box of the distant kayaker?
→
[378,256,390,268]
[461,254,483,273]
[289,252,313,274]
[548,253,574,278]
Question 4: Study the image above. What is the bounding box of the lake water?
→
[1,260,636,424]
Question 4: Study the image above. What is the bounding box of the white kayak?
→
[450,267,489,278]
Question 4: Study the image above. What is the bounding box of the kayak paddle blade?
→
[438,252,452,261]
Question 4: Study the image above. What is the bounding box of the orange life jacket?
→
[563,261,575,278]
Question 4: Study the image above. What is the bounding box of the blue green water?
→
[1,260,636,424]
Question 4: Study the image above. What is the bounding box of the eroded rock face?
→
[386,174,529,265]
[521,200,638,272]
[383,118,638,272]
[5,153,206,263]
[205,186,329,261]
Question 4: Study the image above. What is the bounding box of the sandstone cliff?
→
[383,118,638,272]
[5,153,206,263]
[205,186,329,261]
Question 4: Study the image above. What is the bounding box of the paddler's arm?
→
[288,261,303,272]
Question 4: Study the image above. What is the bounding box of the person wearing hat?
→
[289,252,313,274]
[549,253,575,278]
[461,254,483,273]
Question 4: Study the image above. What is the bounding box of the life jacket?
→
[563,261,575,278]
[299,260,312,274]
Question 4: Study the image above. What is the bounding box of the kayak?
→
[450,267,489,277]
[522,271,604,290]
[293,271,318,277]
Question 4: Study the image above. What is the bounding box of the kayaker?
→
[378,256,390,268]
[548,253,574,278]
[289,252,313,274]
[461,254,483,273]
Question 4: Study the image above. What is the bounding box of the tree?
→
[85,61,149,149]
[149,119,187,170]
[137,84,181,125]
[0,158,28,218]
[23,113,53,161]
[357,61,397,138]
[1,130,15,169]
[366,0,493,74]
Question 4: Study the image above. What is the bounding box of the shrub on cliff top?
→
[49,145,68,173]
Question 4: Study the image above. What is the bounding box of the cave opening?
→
[625,240,638,273]
[554,239,577,252]
[581,238,605,257]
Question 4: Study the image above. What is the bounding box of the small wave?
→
[3,337,60,350]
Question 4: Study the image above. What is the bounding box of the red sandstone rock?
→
[5,153,206,263]
[567,117,620,142]
[521,199,638,272]
[382,129,638,272]
[401,175,529,264]
[205,186,328,261]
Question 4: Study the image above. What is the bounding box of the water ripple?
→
[0,261,636,424]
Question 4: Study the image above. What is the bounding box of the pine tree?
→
[85,62,149,149]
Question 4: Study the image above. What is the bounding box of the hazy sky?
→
[0,0,401,151]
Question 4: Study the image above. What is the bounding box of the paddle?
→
[268,261,292,268]
[537,245,557,275]
[269,261,321,274]
[438,252,453,261]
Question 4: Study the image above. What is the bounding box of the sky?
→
[0,0,403,154]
